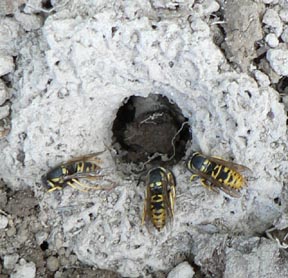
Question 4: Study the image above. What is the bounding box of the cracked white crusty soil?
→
[1,0,288,277]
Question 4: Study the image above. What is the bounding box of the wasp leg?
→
[70,178,103,190]
[66,181,88,192]
[200,179,219,193]
[169,186,176,216]
[200,178,210,189]
[190,174,199,181]
[47,181,62,192]
[48,186,63,192]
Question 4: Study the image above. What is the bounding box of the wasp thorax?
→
[111,94,191,173]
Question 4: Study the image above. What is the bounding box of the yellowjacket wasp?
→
[187,151,251,197]
[142,167,176,231]
[42,152,116,192]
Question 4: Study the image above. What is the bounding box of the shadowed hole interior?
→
[112,94,191,170]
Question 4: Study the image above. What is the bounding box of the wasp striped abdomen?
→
[150,182,166,230]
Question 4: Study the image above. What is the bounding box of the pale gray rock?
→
[0,17,21,56]
[263,9,283,37]
[46,256,60,272]
[0,79,9,106]
[0,214,8,229]
[201,0,220,16]
[281,27,288,43]
[265,33,279,48]
[0,105,10,120]
[167,262,195,278]
[254,70,271,87]
[224,239,288,278]
[279,8,288,22]
[35,231,48,245]
[10,259,36,278]
[14,12,44,31]
[223,0,264,72]
[3,254,19,270]
[0,55,14,76]
[263,0,278,3]
[267,49,288,76]
[0,0,26,15]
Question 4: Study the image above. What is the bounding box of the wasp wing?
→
[189,167,241,198]
[162,174,175,228]
[142,181,154,232]
[207,156,252,174]
[63,152,104,165]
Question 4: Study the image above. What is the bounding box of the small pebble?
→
[0,0,26,15]
[69,254,77,265]
[11,260,36,278]
[0,55,14,76]
[58,247,66,256]
[6,225,16,237]
[168,261,195,278]
[46,256,59,272]
[281,27,288,43]
[263,9,283,37]
[4,254,19,269]
[0,214,8,229]
[59,256,69,266]
[35,231,48,245]
[54,271,62,278]
[265,33,279,48]
[254,70,271,87]
[279,9,288,23]
[14,13,43,31]
[0,104,10,119]
[266,49,288,76]
[202,0,220,16]
[0,79,9,106]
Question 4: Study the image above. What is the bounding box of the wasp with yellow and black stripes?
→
[186,152,251,197]
[142,167,176,231]
[42,151,116,192]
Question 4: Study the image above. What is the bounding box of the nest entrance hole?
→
[111,94,191,171]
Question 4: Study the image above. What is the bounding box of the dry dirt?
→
[1,0,288,277]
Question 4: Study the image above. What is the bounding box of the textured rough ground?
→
[1,0,288,277]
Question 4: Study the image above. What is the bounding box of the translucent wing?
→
[62,151,104,165]
[142,182,153,231]
[207,156,252,174]
[162,176,174,226]
[62,169,107,182]
[189,167,241,198]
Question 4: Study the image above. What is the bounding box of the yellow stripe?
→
[200,159,211,173]
[77,162,84,172]
[151,195,164,202]
[211,165,222,179]
[62,167,68,175]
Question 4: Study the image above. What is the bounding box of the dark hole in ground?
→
[274,197,281,206]
[40,241,49,251]
[42,0,53,9]
[112,94,191,170]
[276,77,288,95]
